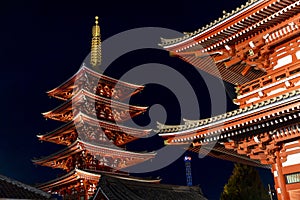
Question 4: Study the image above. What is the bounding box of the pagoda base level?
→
[272,152,300,200]
[61,191,92,200]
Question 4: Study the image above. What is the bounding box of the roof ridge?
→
[159,0,262,46]
[158,88,300,134]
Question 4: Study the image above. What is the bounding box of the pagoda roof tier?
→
[38,113,151,147]
[43,89,147,123]
[47,65,144,101]
[33,139,156,171]
[37,168,100,193]
[159,0,300,84]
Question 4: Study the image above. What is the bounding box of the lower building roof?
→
[0,174,51,199]
[93,174,207,200]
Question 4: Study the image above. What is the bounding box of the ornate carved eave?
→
[34,139,156,171]
[38,113,151,147]
[43,89,147,123]
[47,66,144,101]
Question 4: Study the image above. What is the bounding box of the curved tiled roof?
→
[42,89,148,123]
[0,174,51,199]
[158,89,300,134]
[37,168,101,191]
[160,0,299,52]
[38,113,152,146]
[33,139,156,166]
[93,174,207,200]
[47,65,145,101]
[159,0,261,47]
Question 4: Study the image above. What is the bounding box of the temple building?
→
[33,17,157,200]
[158,0,300,199]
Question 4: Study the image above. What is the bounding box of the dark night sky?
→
[0,1,274,199]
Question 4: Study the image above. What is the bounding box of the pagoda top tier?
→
[47,65,145,101]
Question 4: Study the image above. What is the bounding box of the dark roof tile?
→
[93,174,207,200]
[0,174,51,199]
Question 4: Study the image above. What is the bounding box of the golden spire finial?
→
[91,16,101,67]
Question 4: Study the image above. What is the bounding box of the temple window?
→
[285,172,300,184]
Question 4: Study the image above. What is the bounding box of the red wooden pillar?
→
[85,181,90,200]
[275,150,290,200]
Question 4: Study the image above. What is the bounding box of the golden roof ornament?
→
[90,16,101,67]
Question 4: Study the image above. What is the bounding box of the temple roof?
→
[159,0,300,84]
[38,113,151,146]
[160,0,299,50]
[158,88,300,135]
[43,89,147,122]
[0,174,51,199]
[33,139,156,170]
[93,174,207,200]
[157,88,300,166]
[160,0,261,47]
[47,65,144,101]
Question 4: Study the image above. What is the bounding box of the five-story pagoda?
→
[33,17,157,200]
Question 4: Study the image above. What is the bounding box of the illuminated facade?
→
[158,0,300,199]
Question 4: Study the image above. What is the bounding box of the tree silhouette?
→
[220,163,269,200]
